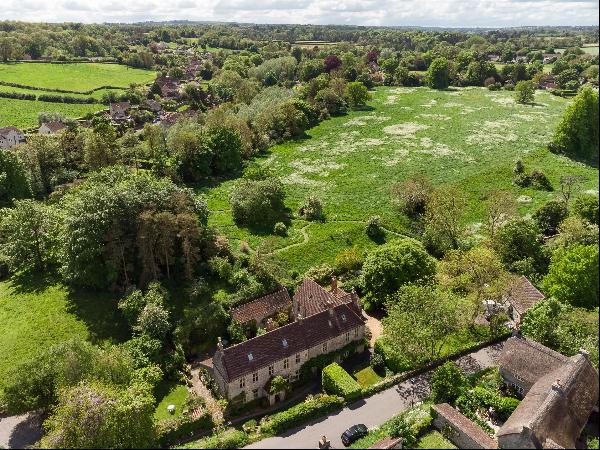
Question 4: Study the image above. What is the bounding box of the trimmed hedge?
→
[156,410,214,446]
[191,429,249,449]
[322,363,362,401]
[37,94,97,104]
[0,91,36,101]
[259,394,344,435]
[0,80,125,95]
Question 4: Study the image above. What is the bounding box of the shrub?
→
[431,362,468,404]
[573,194,599,225]
[388,416,416,447]
[374,337,412,373]
[156,410,213,446]
[369,352,385,371]
[513,173,531,187]
[335,247,363,273]
[322,363,362,400]
[515,80,535,104]
[230,177,286,227]
[530,170,552,191]
[242,419,257,433]
[273,222,287,236]
[298,195,323,221]
[260,394,343,435]
[365,215,384,239]
[304,263,335,284]
[533,200,568,235]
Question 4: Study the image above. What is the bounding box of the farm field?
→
[0,62,156,92]
[555,45,599,55]
[203,86,599,274]
[0,96,105,128]
[0,278,129,395]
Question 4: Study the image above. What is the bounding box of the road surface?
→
[245,341,505,449]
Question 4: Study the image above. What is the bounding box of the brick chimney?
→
[331,276,338,293]
[351,288,361,312]
[217,336,223,352]
[578,348,590,359]
[551,379,563,394]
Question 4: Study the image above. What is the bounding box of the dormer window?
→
[328,320,333,327]
[248,353,254,362]
[282,339,288,348]
[341,314,347,322]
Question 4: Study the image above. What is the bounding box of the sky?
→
[1,0,598,27]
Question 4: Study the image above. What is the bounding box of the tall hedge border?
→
[322,363,362,400]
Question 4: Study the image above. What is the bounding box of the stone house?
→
[144,99,162,113]
[504,276,545,323]
[155,76,181,99]
[230,285,293,329]
[213,279,366,404]
[497,335,599,449]
[109,102,131,121]
[0,126,25,149]
[39,121,67,134]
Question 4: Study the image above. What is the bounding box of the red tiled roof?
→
[294,278,356,317]
[231,285,292,325]
[41,122,67,133]
[215,302,365,382]
[433,403,497,449]
[507,276,545,315]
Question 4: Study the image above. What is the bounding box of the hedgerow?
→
[322,362,362,400]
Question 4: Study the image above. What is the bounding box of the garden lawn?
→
[354,366,383,387]
[0,278,129,394]
[0,96,105,128]
[0,63,156,92]
[154,382,190,421]
[414,430,456,449]
[203,86,598,276]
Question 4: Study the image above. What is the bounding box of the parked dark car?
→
[341,424,368,446]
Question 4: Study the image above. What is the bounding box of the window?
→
[282,339,288,348]
[283,358,289,369]
[239,377,245,389]
[247,353,254,362]
[354,328,359,337]
[252,372,258,383]
[322,342,328,353]
[295,353,301,364]
[345,332,350,342]
[292,369,300,381]
[253,389,259,399]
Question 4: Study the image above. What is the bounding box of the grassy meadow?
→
[0,96,105,128]
[0,62,156,92]
[0,278,129,394]
[204,86,598,274]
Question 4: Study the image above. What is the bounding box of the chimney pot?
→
[217,337,223,351]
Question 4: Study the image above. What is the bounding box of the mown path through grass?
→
[205,86,598,276]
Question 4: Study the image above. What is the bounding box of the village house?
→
[487,54,501,62]
[504,275,545,323]
[156,76,181,99]
[543,53,558,64]
[109,102,131,121]
[144,99,162,113]
[212,279,366,405]
[497,335,599,449]
[230,285,293,330]
[38,121,68,135]
[0,126,26,149]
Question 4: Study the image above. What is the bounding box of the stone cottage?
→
[497,335,599,449]
[504,276,545,323]
[230,285,293,329]
[212,279,366,404]
[0,126,25,149]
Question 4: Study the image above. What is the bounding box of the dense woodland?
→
[0,21,598,449]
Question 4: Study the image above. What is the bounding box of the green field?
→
[0,278,128,394]
[555,46,599,55]
[204,86,598,274]
[0,96,105,128]
[0,62,156,92]
[415,431,456,449]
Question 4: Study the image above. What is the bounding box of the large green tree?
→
[383,284,468,364]
[543,244,599,308]
[426,57,450,89]
[362,238,436,308]
[59,166,208,289]
[0,199,59,273]
[550,85,599,162]
[0,149,31,206]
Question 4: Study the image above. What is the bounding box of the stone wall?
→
[432,403,497,449]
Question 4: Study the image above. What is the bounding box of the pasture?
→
[0,96,105,128]
[204,86,599,274]
[0,62,156,92]
[0,278,128,394]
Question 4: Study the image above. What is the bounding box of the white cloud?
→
[1,0,597,26]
